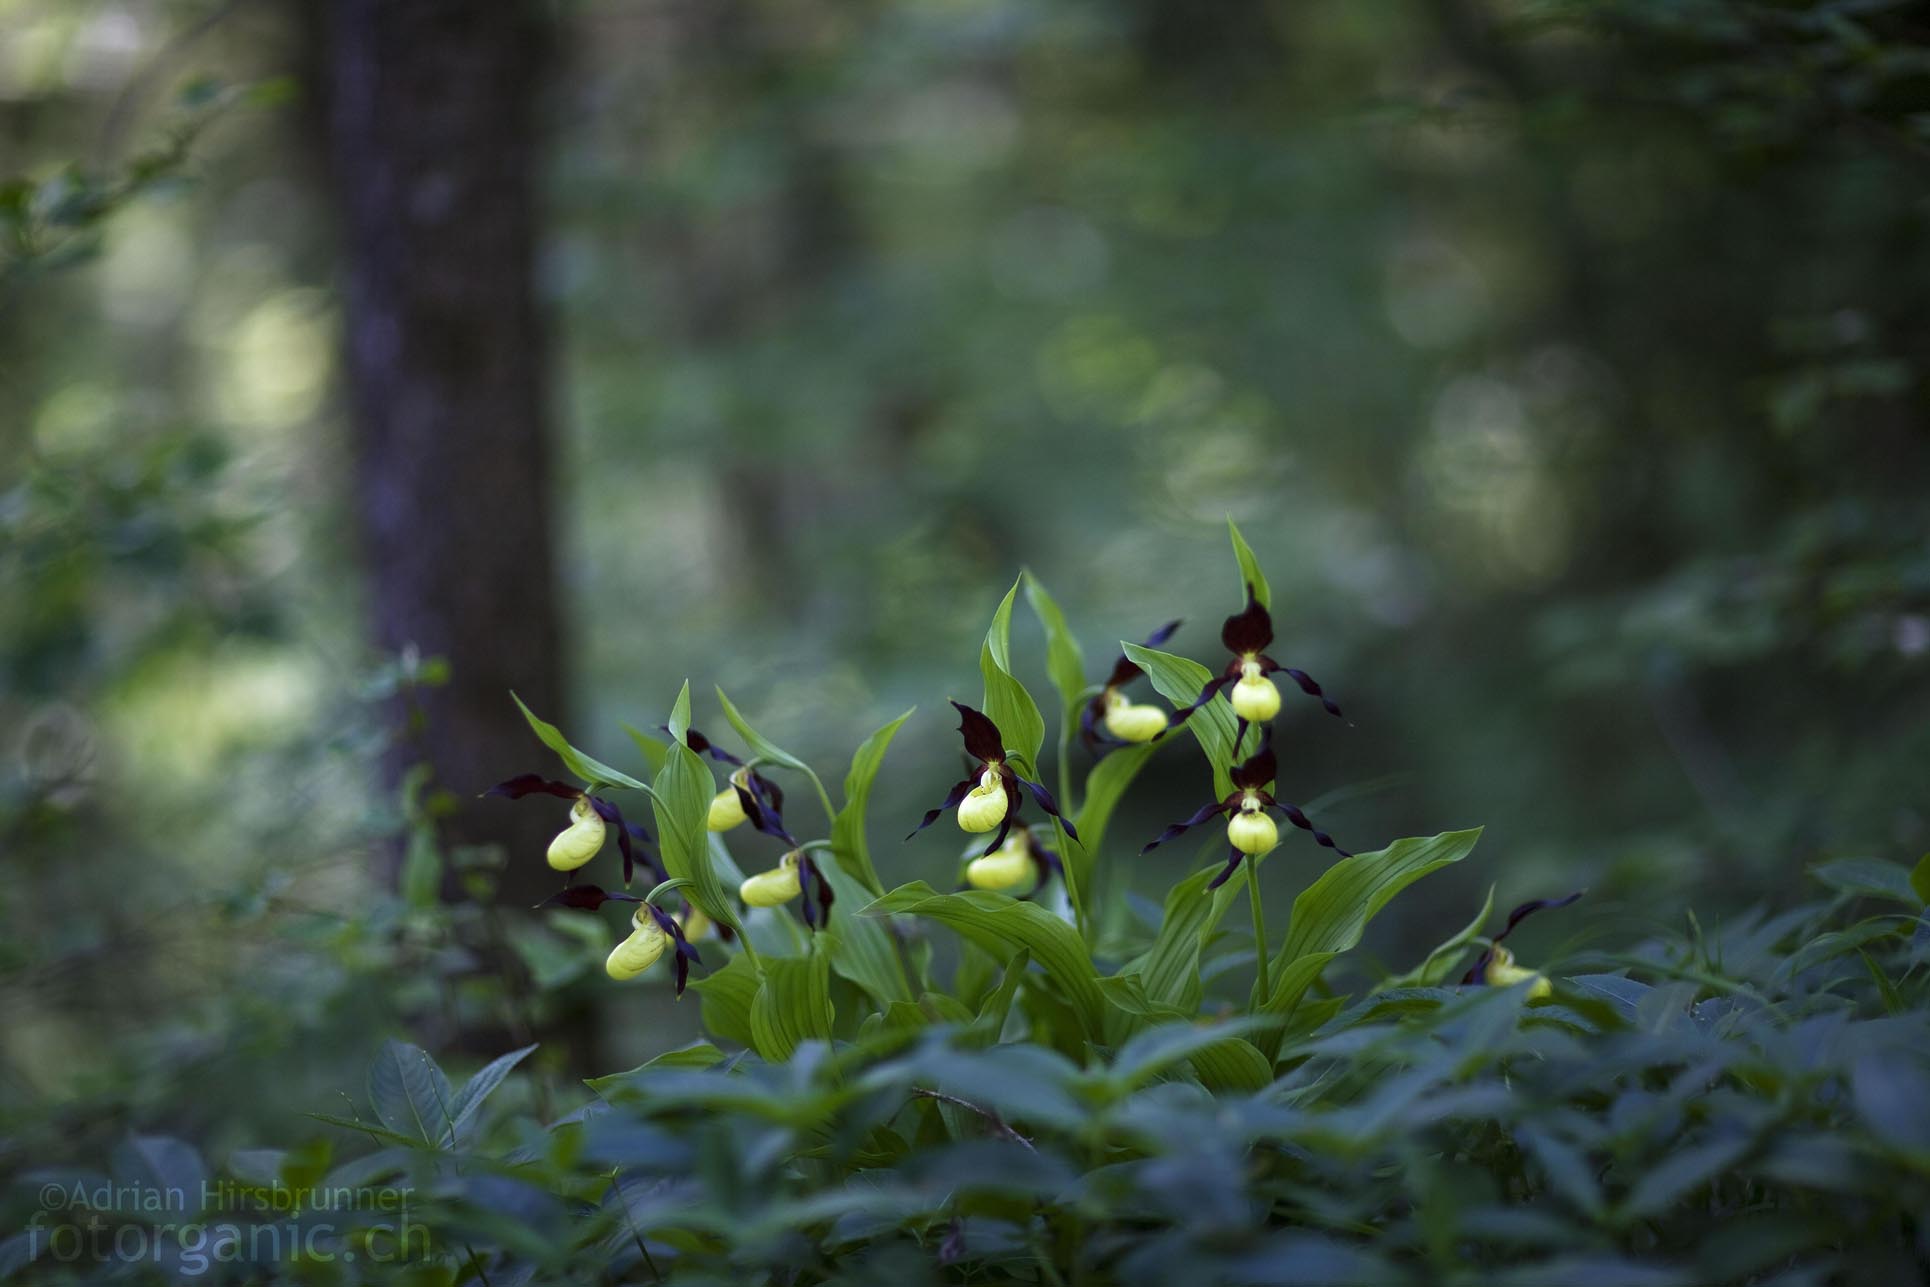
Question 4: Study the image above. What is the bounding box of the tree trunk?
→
[324,0,567,907]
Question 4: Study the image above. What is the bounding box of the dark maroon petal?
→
[1461,947,1498,986]
[1080,697,1118,757]
[590,798,639,884]
[939,1219,966,1266]
[671,724,743,766]
[1230,746,1277,791]
[1220,586,1273,656]
[539,885,643,911]
[1262,661,1345,721]
[907,776,976,839]
[978,789,1017,859]
[486,774,581,800]
[951,700,1006,764]
[1028,842,1063,898]
[1273,801,1351,858]
[1167,665,1238,725]
[1205,845,1245,890]
[625,824,664,885]
[738,776,798,847]
[1014,772,1079,842]
[750,770,787,818]
[1144,619,1182,650]
[1142,799,1234,854]
[1494,891,1585,944]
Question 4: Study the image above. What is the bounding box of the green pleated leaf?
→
[1123,643,1237,799]
[1107,1018,1265,1091]
[1073,736,1158,853]
[367,1040,454,1146]
[1189,1036,1275,1093]
[1262,828,1483,1022]
[1123,859,1251,1012]
[1022,571,1087,729]
[690,952,760,1048]
[1227,517,1271,609]
[511,692,646,791]
[1911,852,1930,906]
[819,858,912,1008]
[749,949,835,1061]
[861,882,1105,1041]
[1384,884,1496,989]
[830,708,913,895]
[716,687,833,820]
[652,689,744,933]
[621,723,669,776]
[446,1044,537,1142]
[981,576,1045,769]
[966,951,1031,1047]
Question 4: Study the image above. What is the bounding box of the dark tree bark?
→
[324,0,567,907]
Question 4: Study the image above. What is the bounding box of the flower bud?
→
[957,771,1008,833]
[965,840,1035,891]
[707,774,749,831]
[547,796,605,871]
[1483,945,1552,1000]
[1103,698,1168,743]
[1230,671,1281,722]
[1227,806,1279,856]
[605,911,668,980]
[740,852,803,906]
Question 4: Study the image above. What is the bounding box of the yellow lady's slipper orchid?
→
[487,774,656,883]
[1082,622,1181,754]
[606,909,669,981]
[547,795,606,871]
[1143,742,1353,888]
[708,777,749,831]
[1462,891,1582,1000]
[1102,693,1169,743]
[740,851,803,906]
[737,850,836,928]
[1226,802,1279,856]
[966,836,1036,891]
[956,770,1010,833]
[680,906,714,942]
[1171,585,1344,739]
[1482,945,1552,1000]
[908,703,1078,857]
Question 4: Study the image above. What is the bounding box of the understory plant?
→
[9,526,1930,1285]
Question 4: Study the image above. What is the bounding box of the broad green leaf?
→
[716,687,833,819]
[1383,884,1496,989]
[1228,516,1271,608]
[966,951,1031,1047]
[750,949,835,1061]
[819,858,912,1008]
[1072,740,1158,868]
[980,576,1045,768]
[1616,1136,1753,1222]
[1189,1036,1275,1093]
[447,1044,538,1140]
[830,708,913,895]
[367,1040,454,1146]
[622,723,669,776]
[861,882,1106,1041]
[1022,571,1088,727]
[583,1042,724,1095]
[1813,857,1919,906]
[651,693,744,935]
[511,692,646,790]
[1123,643,1237,798]
[1123,859,1251,1012]
[1912,852,1930,906]
[1108,1018,1265,1091]
[1262,828,1484,1024]
[690,952,760,1048]
[666,680,693,742]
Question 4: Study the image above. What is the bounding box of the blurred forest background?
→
[3,0,1927,1176]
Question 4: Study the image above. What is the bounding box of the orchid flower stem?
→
[803,767,837,831]
[1247,854,1271,1012]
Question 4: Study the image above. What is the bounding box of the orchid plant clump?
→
[486,521,1571,1062]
